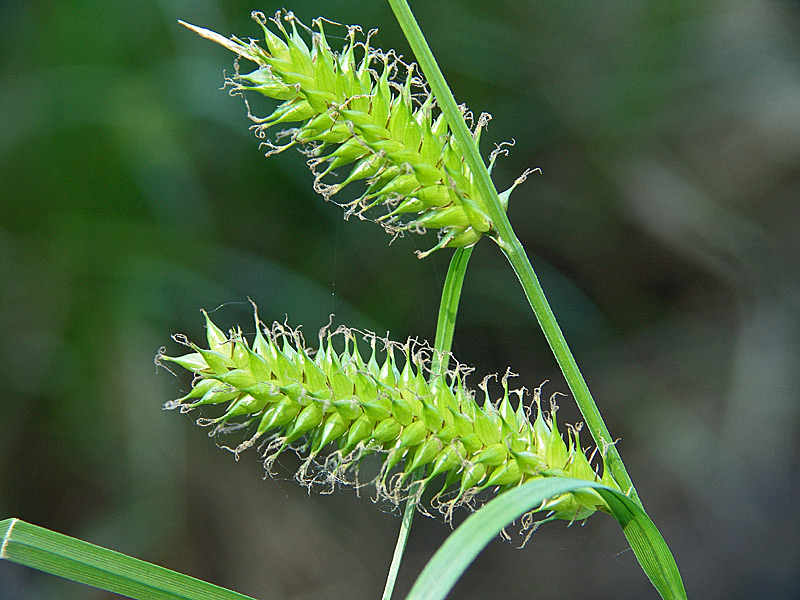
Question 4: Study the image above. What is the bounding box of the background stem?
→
[381,246,473,600]
[432,247,473,377]
[381,486,419,600]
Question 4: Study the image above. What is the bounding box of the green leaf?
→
[0,518,256,600]
[403,478,686,600]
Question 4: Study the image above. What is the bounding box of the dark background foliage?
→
[2,1,799,598]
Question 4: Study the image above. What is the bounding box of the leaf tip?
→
[0,518,19,558]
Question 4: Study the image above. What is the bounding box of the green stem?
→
[381,478,418,600]
[387,0,640,505]
[381,246,473,600]
[432,246,474,376]
[498,240,638,503]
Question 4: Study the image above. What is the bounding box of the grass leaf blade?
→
[1,518,256,600]
[403,479,686,600]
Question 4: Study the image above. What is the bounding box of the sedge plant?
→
[1,3,686,599]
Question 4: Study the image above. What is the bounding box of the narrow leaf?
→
[403,479,686,600]
[0,518,256,600]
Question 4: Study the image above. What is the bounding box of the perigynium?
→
[158,307,622,526]
[180,11,532,257]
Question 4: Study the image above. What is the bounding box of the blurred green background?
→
[2,0,799,598]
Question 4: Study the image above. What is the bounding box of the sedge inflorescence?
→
[158,309,621,524]
[182,11,518,257]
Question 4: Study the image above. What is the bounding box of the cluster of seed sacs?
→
[160,311,620,523]
[222,11,500,257]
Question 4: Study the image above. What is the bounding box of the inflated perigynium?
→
[180,11,512,257]
[158,310,621,523]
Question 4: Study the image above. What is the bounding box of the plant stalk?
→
[380,476,418,600]
[432,246,473,377]
[381,246,473,600]
[387,0,640,505]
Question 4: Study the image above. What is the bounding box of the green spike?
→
[485,460,523,487]
[397,421,429,450]
[473,443,508,466]
[372,417,402,443]
[284,403,324,443]
[257,396,301,435]
[313,412,350,452]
